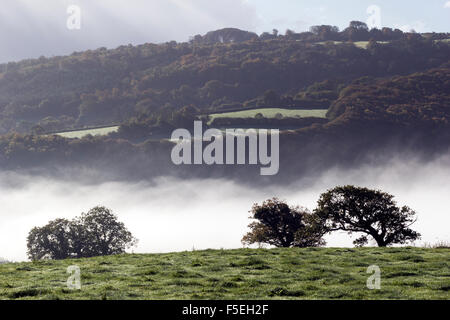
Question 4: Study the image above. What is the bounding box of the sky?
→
[0,0,449,63]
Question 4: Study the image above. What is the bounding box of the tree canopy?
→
[242,198,325,248]
[27,206,137,260]
[313,186,421,247]
[0,23,448,183]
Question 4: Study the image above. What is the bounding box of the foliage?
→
[242,198,325,248]
[313,186,421,247]
[0,22,448,135]
[327,66,450,123]
[0,24,447,183]
[27,207,137,260]
[1,248,449,300]
[27,219,74,260]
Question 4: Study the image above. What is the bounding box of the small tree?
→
[349,21,369,31]
[27,219,73,260]
[242,198,325,248]
[274,113,284,120]
[313,186,421,247]
[254,112,264,119]
[27,206,137,260]
[78,206,137,257]
[262,90,280,106]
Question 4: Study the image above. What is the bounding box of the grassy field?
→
[0,248,448,300]
[353,41,390,49]
[314,41,390,49]
[52,126,119,139]
[208,108,328,123]
[434,39,450,43]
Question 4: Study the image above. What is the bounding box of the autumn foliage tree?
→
[242,198,325,248]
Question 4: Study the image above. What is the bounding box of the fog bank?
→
[0,154,449,262]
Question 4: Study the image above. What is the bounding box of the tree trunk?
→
[375,238,387,247]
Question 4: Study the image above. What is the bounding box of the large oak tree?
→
[313,186,421,247]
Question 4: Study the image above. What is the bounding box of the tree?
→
[343,21,370,41]
[313,186,421,247]
[26,206,137,260]
[274,113,284,120]
[349,21,369,31]
[285,29,295,37]
[262,90,280,106]
[242,198,325,248]
[27,219,73,260]
[309,25,339,41]
[259,32,274,40]
[31,125,45,135]
[170,105,199,128]
[77,206,137,257]
[254,112,264,120]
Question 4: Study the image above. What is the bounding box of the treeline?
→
[0,68,450,184]
[0,66,448,184]
[190,22,449,44]
[0,21,448,135]
[327,65,450,124]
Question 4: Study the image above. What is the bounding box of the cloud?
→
[1,152,449,261]
[445,1,450,8]
[0,0,259,63]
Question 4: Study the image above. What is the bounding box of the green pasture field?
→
[207,108,328,124]
[0,247,448,300]
[52,126,120,139]
[314,41,390,49]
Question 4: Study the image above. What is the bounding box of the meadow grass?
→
[434,39,450,43]
[207,108,328,124]
[0,248,448,300]
[52,126,119,139]
[315,41,390,49]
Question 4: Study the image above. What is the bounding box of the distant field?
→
[354,41,370,49]
[315,39,450,49]
[208,108,328,124]
[315,41,390,49]
[353,41,390,49]
[52,126,119,139]
[0,248,448,300]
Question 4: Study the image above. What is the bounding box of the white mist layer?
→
[0,154,449,262]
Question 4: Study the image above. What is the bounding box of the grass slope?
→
[208,108,328,123]
[0,248,448,300]
[314,41,390,49]
[52,126,119,139]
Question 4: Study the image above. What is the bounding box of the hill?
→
[0,65,448,183]
[0,23,448,182]
[0,248,448,300]
[0,23,448,134]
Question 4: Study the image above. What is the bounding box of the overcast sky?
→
[0,0,449,63]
